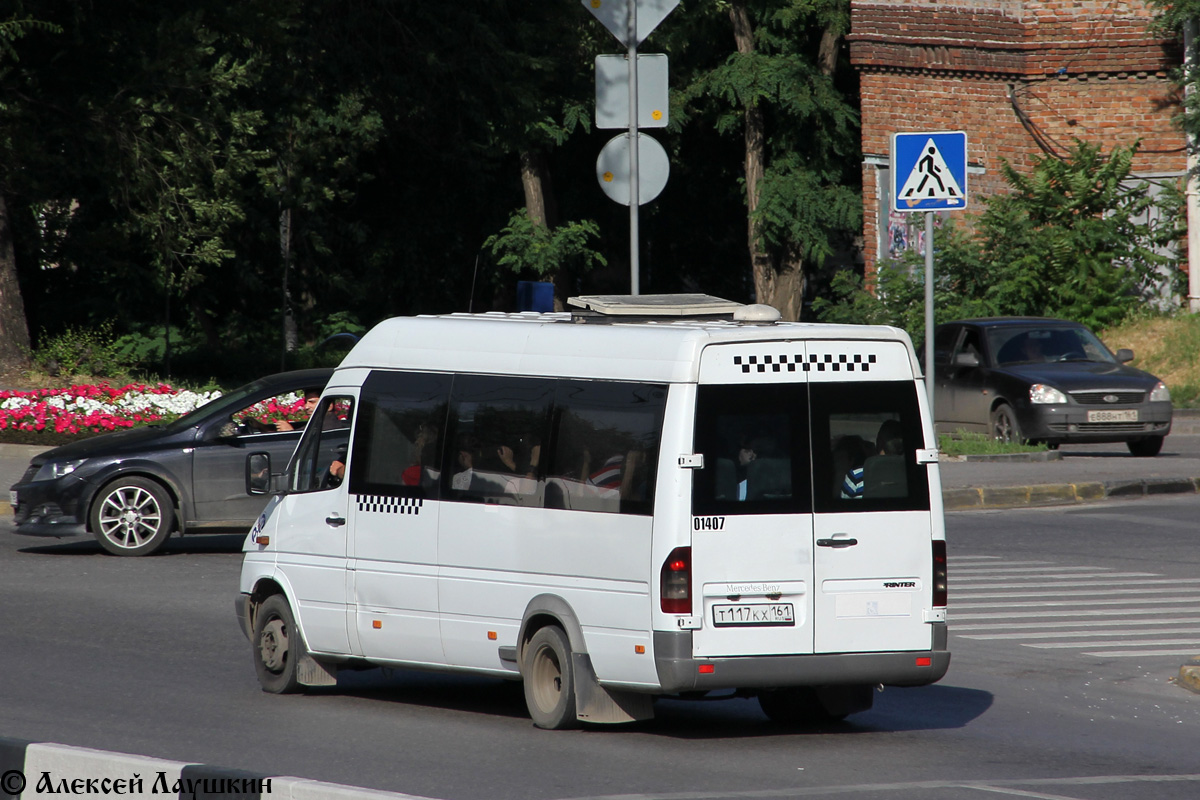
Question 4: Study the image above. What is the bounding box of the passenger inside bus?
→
[841,419,905,499]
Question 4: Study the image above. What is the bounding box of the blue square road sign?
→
[891,131,968,212]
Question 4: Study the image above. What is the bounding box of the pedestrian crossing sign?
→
[891,131,968,211]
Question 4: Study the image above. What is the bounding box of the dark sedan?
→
[933,318,1172,456]
[9,368,332,555]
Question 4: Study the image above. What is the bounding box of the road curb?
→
[954,451,1063,463]
[0,736,435,799]
[1178,657,1200,695]
[942,477,1200,511]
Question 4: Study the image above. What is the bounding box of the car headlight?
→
[1149,381,1171,402]
[33,458,88,481]
[1030,384,1068,405]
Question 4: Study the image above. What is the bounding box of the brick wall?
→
[850,0,1186,276]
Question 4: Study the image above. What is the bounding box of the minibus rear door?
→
[690,345,816,658]
[806,340,936,654]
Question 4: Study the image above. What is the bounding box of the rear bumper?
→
[653,626,950,693]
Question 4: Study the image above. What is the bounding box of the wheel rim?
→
[993,411,1015,443]
[529,642,563,714]
[97,486,163,549]
[258,617,289,674]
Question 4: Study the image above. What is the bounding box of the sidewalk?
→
[939,412,1200,511]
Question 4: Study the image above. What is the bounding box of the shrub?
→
[32,322,133,379]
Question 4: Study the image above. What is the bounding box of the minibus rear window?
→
[810,381,930,513]
[691,384,813,516]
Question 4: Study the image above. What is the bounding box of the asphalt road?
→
[1,494,1198,799]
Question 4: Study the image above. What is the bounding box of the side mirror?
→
[1115,348,1134,363]
[953,350,981,368]
[246,452,271,495]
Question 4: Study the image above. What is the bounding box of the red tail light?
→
[660,546,692,614]
[932,540,947,607]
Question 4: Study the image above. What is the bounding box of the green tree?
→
[956,140,1178,331]
[818,140,1180,337]
[0,13,62,372]
[675,0,861,320]
[484,209,607,284]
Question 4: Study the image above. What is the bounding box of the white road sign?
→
[595,54,668,129]
[581,0,679,47]
[596,133,670,205]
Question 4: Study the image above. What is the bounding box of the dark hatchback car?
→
[933,318,1172,456]
[9,368,332,556]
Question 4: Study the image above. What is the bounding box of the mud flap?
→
[571,652,654,724]
[296,653,338,687]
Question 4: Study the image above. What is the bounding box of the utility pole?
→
[1186,20,1200,313]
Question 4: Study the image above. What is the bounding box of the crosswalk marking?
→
[953,596,1200,610]
[1082,649,1200,657]
[1027,639,1200,649]
[951,566,1151,575]
[954,607,1196,620]
[963,625,1200,640]
[956,587,1200,599]
[955,617,1200,632]
[953,572,1161,581]
[954,579,1200,591]
[948,556,1200,662]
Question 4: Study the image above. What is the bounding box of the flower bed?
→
[0,383,222,440]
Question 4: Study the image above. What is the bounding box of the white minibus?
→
[236,295,949,728]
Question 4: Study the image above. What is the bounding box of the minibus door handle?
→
[817,537,858,548]
[325,514,346,528]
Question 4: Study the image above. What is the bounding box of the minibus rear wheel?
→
[758,685,873,724]
[523,626,581,730]
[253,595,303,694]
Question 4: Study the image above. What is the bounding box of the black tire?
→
[253,595,304,694]
[758,687,824,724]
[89,476,175,556]
[759,685,874,724]
[1127,436,1164,457]
[990,403,1023,444]
[522,626,580,730]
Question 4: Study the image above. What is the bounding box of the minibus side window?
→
[289,397,355,494]
[691,384,812,516]
[810,381,929,513]
[547,380,667,515]
[445,375,554,506]
[349,371,451,499]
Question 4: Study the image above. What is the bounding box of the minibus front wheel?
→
[523,626,581,730]
[253,595,303,694]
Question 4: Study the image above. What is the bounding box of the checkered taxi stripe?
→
[733,352,877,374]
[355,494,423,515]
